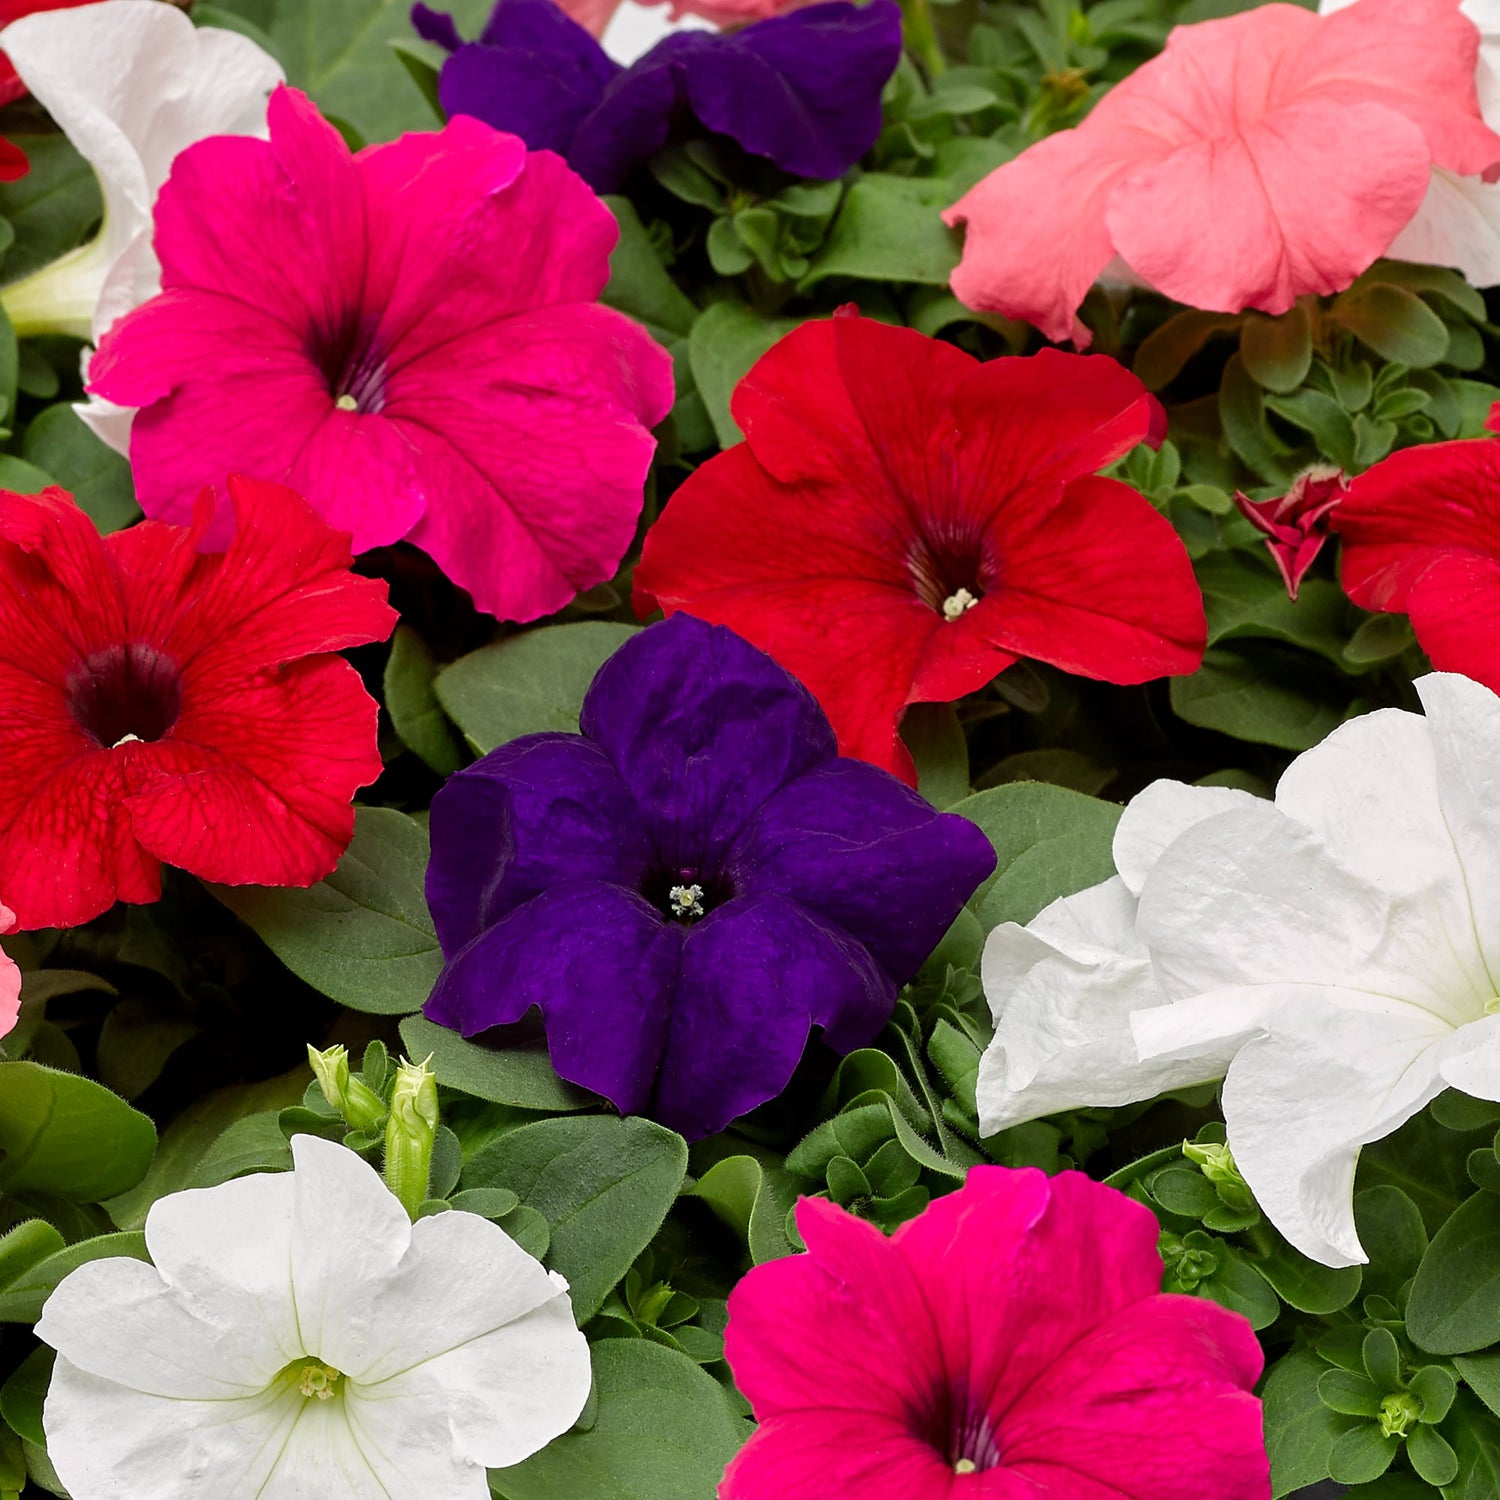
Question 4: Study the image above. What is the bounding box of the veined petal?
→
[1112,779,1261,898]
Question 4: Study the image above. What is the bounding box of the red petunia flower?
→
[721,1166,1268,1500]
[0,477,396,930]
[1233,464,1348,601]
[633,314,1206,782]
[1337,437,1500,686]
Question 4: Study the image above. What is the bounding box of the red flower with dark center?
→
[1337,437,1500,687]
[633,314,1206,782]
[0,477,396,929]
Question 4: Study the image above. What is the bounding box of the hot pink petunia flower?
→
[1336,437,1500,689]
[944,0,1500,345]
[0,477,396,931]
[634,314,1205,784]
[87,86,675,623]
[0,904,18,1040]
[722,1166,1268,1500]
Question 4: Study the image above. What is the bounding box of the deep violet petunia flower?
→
[721,1166,1269,1500]
[412,0,901,193]
[86,85,674,624]
[0,477,396,932]
[633,313,1207,784]
[423,614,996,1140]
[943,0,1500,345]
[1335,435,1500,687]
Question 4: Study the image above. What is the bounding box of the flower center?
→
[942,588,979,621]
[65,642,183,749]
[298,1363,344,1401]
[643,866,732,923]
[669,883,706,919]
[906,526,990,620]
[913,1380,1002,1476]
[310,313,387,416]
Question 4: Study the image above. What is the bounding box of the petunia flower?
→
[0,0,282,452]
[0,477,396,931]
[1233,464,1349,601]
[423,613,996,1140]
[633,313,1206,784]
[0,904,19,1041]
[87,85,674,623]
[720,1165,1268,1500]
[562,0,806,45]
[38,1133,591,1498]
[0,0,100,106]
[1336,436,1500,686]
[980,673,1500,1268]
[413,0,901,193]
[943,0,1500,345]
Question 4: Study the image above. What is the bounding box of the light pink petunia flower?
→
[88,86,675,624]
[721,1166,1269,1500]
[944,0,1500,345]
[0,903,17,1040]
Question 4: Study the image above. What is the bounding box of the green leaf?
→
[1408,1422,1459,1486]
[1241,303,1313,394]
[1263,1350,1346,1498]
[0,1222,64,1293]
[949,782,1122,932]
[688,1154,799,1264]
[387,37,444,121]
[601,197,697,345]
[463,1116,688,1322]
[687,302,798,448]
[0,1348,50,1446]
[384,625,465,775]
[1134,310,1244,392]
[207,0,499,143]
[1408,1191,1500,1354]
[1456,1350,1500,1422]
[800,174,960,289]
[0,1061,155,1201]
[489,1339,751,1500]
[0,136,101,282]
[1253,1231,1363,1314]
[1196,553,1352,666]
[0,1231,149,1322]
[398,1015,592,1113]
[1446,1390,1500,1500]
[21,405,138,534]
[1171,644,1347,750]
[212,806,440,1015]
[435,622,639,754]
[901,702,970,808]
[1333,283,1451,369]
[1319,1369,1383,1419]
[1329,1425,1400,1485]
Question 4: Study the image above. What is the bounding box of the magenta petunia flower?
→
[87,86,675,623]
[722,1166,1269,1499]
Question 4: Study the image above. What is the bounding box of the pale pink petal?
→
[0,902,18,1040]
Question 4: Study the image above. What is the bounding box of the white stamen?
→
[111,733,142,748]
[954,1458,978,1474]
[942,588,979,621]
[669,883,706,919]
[335,393,358,412]
[298,1363,342,1400]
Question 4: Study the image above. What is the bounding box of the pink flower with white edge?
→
[944,0,1500,344]
[88,86,675,624]
[721,1166,1268,1500]
[0,903,18,1040]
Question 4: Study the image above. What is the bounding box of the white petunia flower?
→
[981,673,1500,1271]
[1319,0,1500,287]
[0,0,282,451]
[37,1134,591,1499]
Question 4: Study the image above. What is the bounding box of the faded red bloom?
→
[721,1166,1268,1500]
[1234,465,1348,600]
[634,314,1206,783]
[1337,438,1500,690]
[0,478,396,930]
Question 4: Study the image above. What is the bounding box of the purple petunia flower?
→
[411,0,902,193]
[423,615,996,1140]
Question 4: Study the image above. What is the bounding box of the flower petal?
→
[1111,779,1261,898]
[1384,167,1500,289]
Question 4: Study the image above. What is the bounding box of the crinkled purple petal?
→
[566,60,683,193]
[412,3,463,52]
[425,733,650,954]
[654,893,894,1137]
[580,615,837,875]
[423,882,683,1117]
[434,0,619,158]
[724,758,998,983]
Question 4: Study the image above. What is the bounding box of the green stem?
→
[900,0,946,80]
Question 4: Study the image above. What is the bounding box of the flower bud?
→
[306,1044,387,1134]
[384,1055,439,1219]
[1233,464,1348,601]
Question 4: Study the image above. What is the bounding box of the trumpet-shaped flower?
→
[944,0,1500,343]
[88,85,674,623]
[38,1134,591,1499]
[634,314,1205,783]
[413,0,901,193]
[1336,436,1500,689]
[0,0,282,451]
[721,1166,1268,1500]
[981,673,1500,1268]
[423,614,996,1140]
[0,477,395,931]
